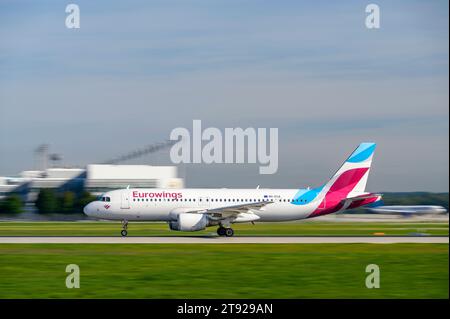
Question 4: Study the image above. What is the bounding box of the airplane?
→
[83,142,382,237]
[366,205,447,216]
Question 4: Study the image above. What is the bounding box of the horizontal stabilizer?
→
[341,193,382,210]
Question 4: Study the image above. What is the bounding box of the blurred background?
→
[0,0,448,219]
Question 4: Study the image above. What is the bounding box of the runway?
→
[0,236,448,244]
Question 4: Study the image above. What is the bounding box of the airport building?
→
[85,164,183,195]
[0,177,28,200]
[0,165,184,201]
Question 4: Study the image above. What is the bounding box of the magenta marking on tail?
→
[309,167,369,217]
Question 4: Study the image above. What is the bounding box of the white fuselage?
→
[83,143,380,235]
[84,188,328,222]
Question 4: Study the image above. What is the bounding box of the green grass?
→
[0,244,447,298]
[0,221,448,236]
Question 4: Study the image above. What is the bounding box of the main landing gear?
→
[217,226,234,237]
[121,220,128,237]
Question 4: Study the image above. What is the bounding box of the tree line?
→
[0,189,96,214]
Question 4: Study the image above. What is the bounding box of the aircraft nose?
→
[83,202,94,216]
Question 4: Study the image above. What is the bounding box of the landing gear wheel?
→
[217,227,226,236]
[121,220,128,237]
[225,228,234,237]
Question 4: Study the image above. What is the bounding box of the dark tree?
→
[0,194,23,214]
[35,189,58,213]
[75,191,97,212]
[60,191,76,213]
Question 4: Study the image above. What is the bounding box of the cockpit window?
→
[100,196,111,202]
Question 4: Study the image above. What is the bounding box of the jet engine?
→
[169,213,209,231]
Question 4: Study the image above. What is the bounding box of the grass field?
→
[0,221,448,236]
[0,243,447,298]
[1,221,447,298]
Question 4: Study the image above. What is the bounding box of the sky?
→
[0,0,448,191]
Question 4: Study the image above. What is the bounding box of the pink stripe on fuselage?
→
[309,167,369,217]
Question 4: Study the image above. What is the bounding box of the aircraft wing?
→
[188,201,273,221]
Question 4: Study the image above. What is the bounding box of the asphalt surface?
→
[0,236,447,244]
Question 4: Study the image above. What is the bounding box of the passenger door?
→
[121,191,130,209]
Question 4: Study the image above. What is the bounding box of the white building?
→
[14,168,86,202]
[22,168,86,189]
[0,177,25,199]
[85,164,183,195]
[0,165,183,201]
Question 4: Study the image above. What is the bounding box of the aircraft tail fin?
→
[304,143,377,217]
[323,142,376,197]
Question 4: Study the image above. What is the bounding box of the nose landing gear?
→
[121,220,128,237]
[217,226,234,237]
